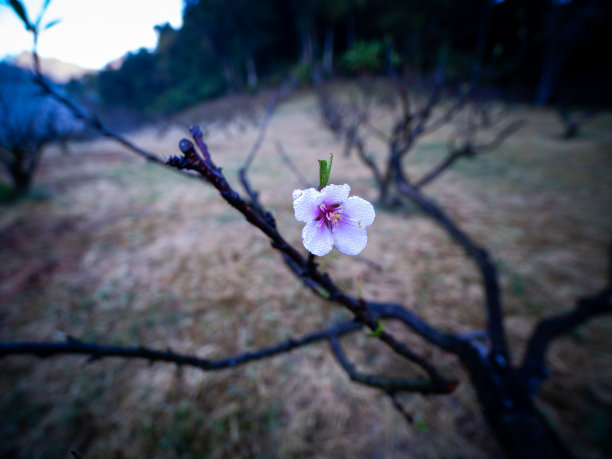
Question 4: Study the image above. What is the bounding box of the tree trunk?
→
[534,54,565,106]
[534,4,566,105]
[299,18,315,67]
[459,343,572,458]
[384,41,396,80]
[7,147,40,195]
[346,12,355,50]
[323,26,335,77]
[223,59,243,93]
[245,53,258,91]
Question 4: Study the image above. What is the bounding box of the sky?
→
[0,0,183,70]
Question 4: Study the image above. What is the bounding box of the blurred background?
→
[1,0,611,457]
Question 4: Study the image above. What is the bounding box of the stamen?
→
[319,202,346,229]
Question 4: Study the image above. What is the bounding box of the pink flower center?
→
[316,202,345,230]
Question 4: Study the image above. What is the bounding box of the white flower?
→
[293,183,375,256]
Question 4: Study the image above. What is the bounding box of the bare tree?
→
[0,63,81,195]
[558,106,597,139]
[318,77,522,205]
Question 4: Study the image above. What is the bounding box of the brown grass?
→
[1,90,611,458]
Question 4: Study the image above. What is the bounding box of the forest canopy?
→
[79,0,612,115]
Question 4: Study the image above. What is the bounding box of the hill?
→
[10,51,92,83]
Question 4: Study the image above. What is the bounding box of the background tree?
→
[0,62,81,195]
[76,0,612,118]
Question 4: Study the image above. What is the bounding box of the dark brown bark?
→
[459,342,572,459]
[6,146,41,194]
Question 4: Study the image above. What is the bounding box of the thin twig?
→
[0,321,363,369]
[415,118,524,189]
[329,336,453,394]
[385,390,414,424]
[33,74,162,164]
[275,142,310,187]
[238,91,278,207]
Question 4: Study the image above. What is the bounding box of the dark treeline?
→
[79,0,612,116]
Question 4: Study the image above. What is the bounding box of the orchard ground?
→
[1,88,611,458]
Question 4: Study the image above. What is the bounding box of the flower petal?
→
[333,224,368,255]
[343,196,375,227]
[320,183,350,205]
[293,188,321,223]
[302,221,334,256]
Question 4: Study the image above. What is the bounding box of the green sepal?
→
[367,321,385,338]
[318,153,333,189]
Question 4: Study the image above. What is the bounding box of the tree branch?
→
[415,119,524,189]
[275,142,310,187]
[0,320,363,369]
[385,390,414,424]
[329,336,454,394]
[393,171,509,364]
[32,73,162,164]
[238,91,278,208]
[167,130,458,392]
[520,285,612,394]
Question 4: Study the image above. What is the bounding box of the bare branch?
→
[367,303,463,353]
[393,172,508,363]
[329,336,456,394]
[32,74,162,164]
[364,118,391,142]
[415,119,524,189]
[238,91,278,207]
[418,87,475,137]
[275,142,310,187]
[415,149,466,190]
[520,285,612,394]
[318,93,385,187]
[352,133,385,188]
[167,131,458,391]
[189,125,214,165]
[473,119,525,153]
[0,320,362,369]
[385,390,414,424]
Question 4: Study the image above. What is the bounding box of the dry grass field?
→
[1,88,611,458]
